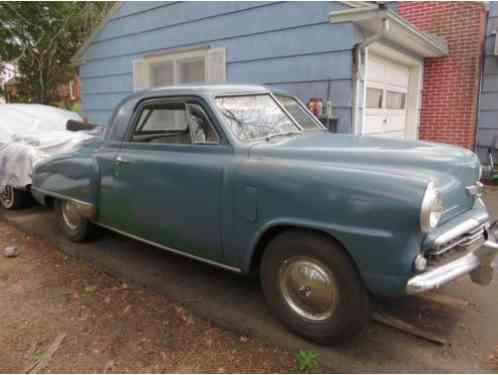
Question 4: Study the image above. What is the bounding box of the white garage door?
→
[364,54,409,139]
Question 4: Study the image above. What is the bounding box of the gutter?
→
[72,3,123,66]
[474,7,488,160]
[356,17,390,79]
[329,6,449,57]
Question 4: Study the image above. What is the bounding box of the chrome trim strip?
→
[31,187,92,207]
[407,238,498,294]
[433,215,488,249]
[31,187,96,219]
[33,186,242,273]
[95,222,243,274]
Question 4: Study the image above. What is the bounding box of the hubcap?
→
[0,186,14,208]
[279,256,337,321]
[62,201,82,230]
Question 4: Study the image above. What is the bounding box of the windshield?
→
[274,94,322,130]
[215,94,301,142]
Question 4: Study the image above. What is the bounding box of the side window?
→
[131,103,190,144]
[131,101,219,145]
[187,103,219,144]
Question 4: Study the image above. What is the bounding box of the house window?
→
[178,58,205,83]
[133,48,226,91]
[150,61,174,87]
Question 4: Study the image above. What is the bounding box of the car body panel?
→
[98,142,231,262]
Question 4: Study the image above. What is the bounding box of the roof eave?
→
[71,2,123,66]
[329,7,449,58]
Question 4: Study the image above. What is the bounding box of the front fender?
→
[232,157,429,298]
[244,215,421,297]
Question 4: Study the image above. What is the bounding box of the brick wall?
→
[398,2,486,149]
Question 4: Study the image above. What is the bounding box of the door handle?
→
[114,156,131,166]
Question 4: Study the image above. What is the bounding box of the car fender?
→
[31,151,100,217]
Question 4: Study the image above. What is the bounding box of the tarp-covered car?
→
[0,104,95,209]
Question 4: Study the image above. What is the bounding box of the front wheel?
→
[0,185,27,210]
[55,200,95,242]
[260,230,372,344]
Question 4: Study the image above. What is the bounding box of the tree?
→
[0,2,113,104]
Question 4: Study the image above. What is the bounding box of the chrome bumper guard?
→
[406,222,498,294]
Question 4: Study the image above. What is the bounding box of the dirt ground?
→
[0,220,319,373]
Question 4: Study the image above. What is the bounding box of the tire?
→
[0,185,27,210]
[260,230,372,344]
[55,199,95,242]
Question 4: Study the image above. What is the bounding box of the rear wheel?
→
[260,230,372,344]
[55,200,95,242]
[0,185,27,210]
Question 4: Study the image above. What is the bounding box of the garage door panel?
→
[385,65,409,88]
[364,53,409,140]
[363,115,406,136]
[362,115,386,134]
[371,131,405,139]
[366,57,386,85]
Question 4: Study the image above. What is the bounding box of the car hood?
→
[249,132,481,223]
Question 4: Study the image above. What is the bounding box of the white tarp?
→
[0,104,94,189]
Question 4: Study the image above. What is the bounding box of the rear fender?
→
[31,153,100,218]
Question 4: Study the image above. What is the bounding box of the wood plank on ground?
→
[374,292,466,345]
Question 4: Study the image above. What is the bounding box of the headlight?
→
[420,181,443,233]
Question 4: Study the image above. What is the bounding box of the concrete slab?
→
[2,190,498,371]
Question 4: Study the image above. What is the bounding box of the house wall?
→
[79,2,362,132]
[477,2,498,163]
[399,2,486,150]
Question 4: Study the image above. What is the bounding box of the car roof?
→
[121,84,291,110]
[144,83,275,97]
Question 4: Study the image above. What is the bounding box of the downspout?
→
[353,17,390,135]
[474,6,488,162]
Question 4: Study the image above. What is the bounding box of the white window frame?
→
[132,47,226,91]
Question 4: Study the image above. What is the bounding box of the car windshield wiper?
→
[265,131,301,142]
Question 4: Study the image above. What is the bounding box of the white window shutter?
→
[132,59,148,91]
[206,48,226,83]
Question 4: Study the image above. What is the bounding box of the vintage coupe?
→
[31,85,498,343]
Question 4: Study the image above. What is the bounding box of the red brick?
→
[398,2,486,149]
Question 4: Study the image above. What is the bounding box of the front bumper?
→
[406,221,498,294]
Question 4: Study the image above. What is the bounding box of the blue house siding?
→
[477,3,498,162]
[79,1,361,132]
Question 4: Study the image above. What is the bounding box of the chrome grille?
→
[427,225,486,268]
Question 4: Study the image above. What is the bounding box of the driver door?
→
[98,97,229,262]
